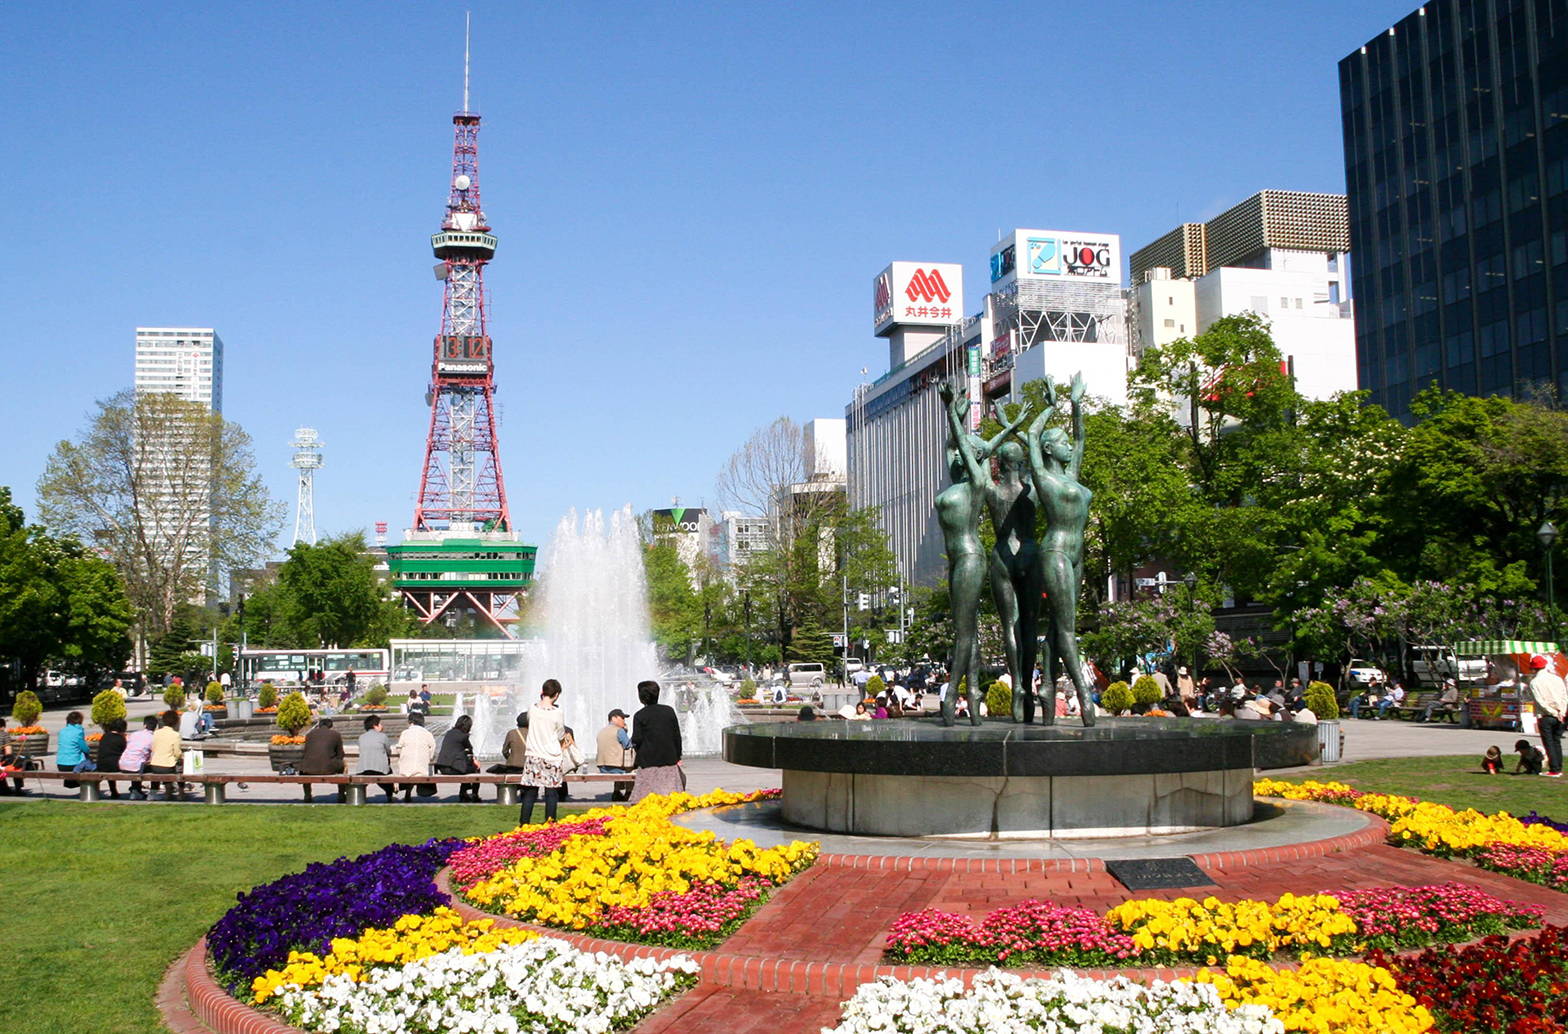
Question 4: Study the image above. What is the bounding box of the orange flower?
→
[271,734,306,745]
[7,726,45,735]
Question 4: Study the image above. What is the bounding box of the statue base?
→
[724,717,1318,840]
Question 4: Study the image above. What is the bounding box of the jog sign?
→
[873,261,965,336]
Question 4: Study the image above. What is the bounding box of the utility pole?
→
[842,574,850,681]
[237,593,247,696]
[743,590,752,672]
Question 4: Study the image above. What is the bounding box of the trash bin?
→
[230,697,254,720]
[1317,719,1342,762]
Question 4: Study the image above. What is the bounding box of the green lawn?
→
[0,800,571,1034]
[1310,754,1568,816]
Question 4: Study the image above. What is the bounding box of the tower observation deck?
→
[395,32,534,636]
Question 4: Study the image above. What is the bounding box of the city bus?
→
[240,648,390,687]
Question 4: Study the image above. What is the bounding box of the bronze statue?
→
[1025,373,1095,726]
[935,382,1021,727]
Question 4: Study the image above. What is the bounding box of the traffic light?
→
[857,593,870,611]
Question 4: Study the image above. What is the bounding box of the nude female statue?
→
[1025,372,1095,726]
[947,398,1041,722]
[935,382,1025,727]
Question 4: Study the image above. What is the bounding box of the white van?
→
[786,662,826,688]
[1408,644,1487,687]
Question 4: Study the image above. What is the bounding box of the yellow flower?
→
[1192,956,1433,1034]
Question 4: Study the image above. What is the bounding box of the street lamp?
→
[1182,572,1198,675]
[742,591,752,673]
[1539,521,1559,621]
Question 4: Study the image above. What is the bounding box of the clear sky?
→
[0,0,1417,553]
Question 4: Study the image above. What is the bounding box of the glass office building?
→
[1339,0,1568,417]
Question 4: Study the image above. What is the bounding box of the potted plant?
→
[985,680,1012,718]
[256,683,278,714]
[87,689,127,764]
[8,690,48,756]
[1131,675,1163,715]
[1305,681,1341,762]
[1101,681,1134,716]
[267,691,313,771]
[162,685,187,712]
[204,681,226,720]
[360,684,389,711]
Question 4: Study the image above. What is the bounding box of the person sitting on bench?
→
[300,717,346,802]
[1422,680,1462,722]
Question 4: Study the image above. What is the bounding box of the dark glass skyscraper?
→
[1340,0,1568,417]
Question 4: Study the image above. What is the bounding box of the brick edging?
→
[179,937,304,1034]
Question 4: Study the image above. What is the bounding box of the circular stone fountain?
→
[723,717,1317,839]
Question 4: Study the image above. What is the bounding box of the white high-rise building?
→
[135,327,223,412]
[133,327,224,606]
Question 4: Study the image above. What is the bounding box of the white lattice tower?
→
[289,428,323,546]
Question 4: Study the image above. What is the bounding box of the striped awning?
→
[1454,640,1560,656]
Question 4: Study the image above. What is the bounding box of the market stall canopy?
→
[1454,640,1561,656]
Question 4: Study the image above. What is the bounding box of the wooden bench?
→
[15,769,637,805]
[1393,691,1460,722]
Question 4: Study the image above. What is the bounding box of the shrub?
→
[1102,681,1134,715]
[1304,681,1338,720]
[257,683,278,710]
[865,674,886,700]
[206,681,224,704]
[1131,675,1162,709]
[985,680,1013,717]
[737,678,757,699]
[162,686,187,711]
[11,690,42,727]
[90,689,127,729]
[365,684,389,707]
[275,691,313,735]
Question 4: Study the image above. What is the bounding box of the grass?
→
[0,800,578,1034]
[1313,754,1568,817]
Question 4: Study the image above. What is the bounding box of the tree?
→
[36,390,282,642]
[643,539,701,661]
[786,622,836,667]
[276,533,409,648]
[0,488,134,690]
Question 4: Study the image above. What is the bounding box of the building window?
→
[1163,318,1176,328]
[1295,298,1303,308]
[1251,296,1269,312]
[1280,297,1289,308]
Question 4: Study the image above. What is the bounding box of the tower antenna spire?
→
[463,11,471,113]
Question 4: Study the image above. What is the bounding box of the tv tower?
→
[289,428,323,546]
[413,15,510,533]
[389,19,535,636]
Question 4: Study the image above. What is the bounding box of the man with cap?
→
[596,708,635,801]
[1526,654,1567,777]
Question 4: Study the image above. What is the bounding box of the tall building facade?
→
[1129,191,1357,402]
[1339,0,1568,416]
[134,327,223,412]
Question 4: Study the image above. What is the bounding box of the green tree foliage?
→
[985,680,1012,716]
[864,674,886,699]
[643,539,701,661]
[275,691,312,735]
[0,488,134,690]
[1304,681,1338,720]
[205,682,224,704]
[275,533,411,648]
[787,622,837,667]
[162,685,186,710]
[11,690,42,726]
[1131,675,1162,708]
[36,391,282,640]
[256,684,278,711]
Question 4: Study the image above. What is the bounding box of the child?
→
[1515,739,1546,775]
[1482,745,1503,775]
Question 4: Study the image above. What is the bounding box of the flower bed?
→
[454,788,816,949]
[270,734,305,746]
[1368,924,1568,1034]
[1194,955,1434,1034]
[885,884,1539,967]
[207,838,461,988]
[831,968,1285,1034]
[1256,778,1568,892]
[273,935,697,1034]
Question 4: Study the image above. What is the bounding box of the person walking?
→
[595,709,634,802]
[396,713,437,801]
[436,714,481,802]
[1526,654,1567,777]
[629,680,683,803]
[518,680,568,824]
[356,715,397,803]
[300,717,346,802]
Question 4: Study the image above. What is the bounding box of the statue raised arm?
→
[933,381,987,726]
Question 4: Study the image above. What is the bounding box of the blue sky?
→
[0,0,1416,553]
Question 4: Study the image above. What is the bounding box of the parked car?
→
[842,658,865,679]
[1407,644,1486,687]
[1340,658,1388,702]
[786,662,826,688]
[699,666,733,685]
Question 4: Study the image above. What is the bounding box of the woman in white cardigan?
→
[518,679,567,823]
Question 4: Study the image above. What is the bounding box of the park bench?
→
[1393,691,1460,722]
[17,769,636,805]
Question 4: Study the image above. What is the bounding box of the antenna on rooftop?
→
[463,11,471,113]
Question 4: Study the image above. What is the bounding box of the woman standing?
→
[629,680,682,803]
[518,680,567,824]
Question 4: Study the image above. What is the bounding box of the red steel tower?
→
[414,81,510,533]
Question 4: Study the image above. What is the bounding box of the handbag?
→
[563,739,585,773]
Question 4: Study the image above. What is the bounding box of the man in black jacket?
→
[300,718,346,803]
[436,714,480,802]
